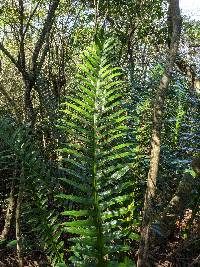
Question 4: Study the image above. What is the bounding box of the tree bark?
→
[0,182,16,240]
[176,57,200,93]
[137,1,182,266]
[151,157,200,242]
[153,172,198,240]
[23,77,35,127]
[16,180,24,267]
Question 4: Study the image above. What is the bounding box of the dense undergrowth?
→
[0,1,200,266]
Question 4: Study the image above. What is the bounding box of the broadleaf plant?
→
[58,38,136,267]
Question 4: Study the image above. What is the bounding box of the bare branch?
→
[32,0,60,73]
[18,0,26,72]
[176,57,200,93]
[23,1,42,36]
[0,43,21,72]
[37,36,50,74]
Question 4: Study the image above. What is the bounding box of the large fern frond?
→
[58,38,136,266]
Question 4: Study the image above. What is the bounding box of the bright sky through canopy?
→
[180,0,200,20]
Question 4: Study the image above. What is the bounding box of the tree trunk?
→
[0,182,15,240]
[137,1,182,266]
[16,173,24,267]
[24,78,35,127]
[153,172,198,240]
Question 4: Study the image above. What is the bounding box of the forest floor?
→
[0,211,199,267]
[153,237,200,266]
[0,237,199,267]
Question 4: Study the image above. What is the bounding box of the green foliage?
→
[58,38,136,266]
[0,1,200,266]
[6,239,17,248]
[0,118,64,266]
[26,182,64,265]
[56,264,69,267]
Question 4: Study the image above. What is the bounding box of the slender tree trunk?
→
[137,1,182,266]
[153,172,197,240]
[16,169,25,267]
[0,182,15,240]
[24,77,35,127]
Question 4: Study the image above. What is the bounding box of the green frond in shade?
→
[62,219,94,227]
[57,194,92,205]
[66,96,94,112]
[61,210,95,217]
[57,37,136,266]
[59,178,89,193]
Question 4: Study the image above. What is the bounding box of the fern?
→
[0,118,64,266]
[58,38,136,266]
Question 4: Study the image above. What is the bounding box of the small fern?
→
[58,38,136,266]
